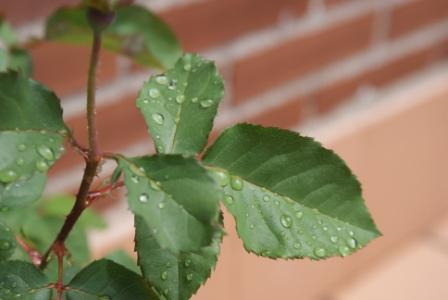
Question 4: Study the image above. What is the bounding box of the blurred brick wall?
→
[1,0,448,187]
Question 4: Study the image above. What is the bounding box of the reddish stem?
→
[16,236,42,267]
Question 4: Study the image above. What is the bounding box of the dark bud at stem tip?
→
[87,7,116,32]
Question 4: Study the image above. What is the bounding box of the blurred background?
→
[1,0,448,299]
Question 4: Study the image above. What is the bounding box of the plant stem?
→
[39,30,103,270]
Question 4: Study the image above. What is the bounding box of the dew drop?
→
[155,75,168,85]
[0,170,18,183]
[161,271,168,280]
[295,211,303,219]
[323,226,328,231]
[200,99,214,108]
[191,97,198,103]
[176,95,185,104]
[330,236,339,243]
[230,177,243,191]
[36,160,49,172]
[149,88,160,98]
[37,145,54,160]
[293,242,301,249]
[274,199,280,206]
[224,194,234,205]
[15,158,24,166]
[215,171,229,187]
[152,112,164,125]
[280,215,292,228]
[158,202,165,209]
[139,193,149,203]
[338,245,350,257]
[0,241,10,250]
[186,273,193,281]
[184,64,191,71]
[17,144,26,152]
[349,230,355,236]
[346,238,357,249]
[314,248,326,258]
[249,224,255,229]
[131,175,139,184]
[184,259,191,267]
[168,79,177,90]
[262,195,270,202]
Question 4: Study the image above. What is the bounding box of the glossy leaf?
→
[135,214,223,300]
[0,221,15,261]
[0,260,51,300]
[136,53,224,155]
[203,124,380,259]
[0,174,46,211]
[46,4,181,69]
[0,72,67,209]
[105,250,139,273]
[66,259,158,300]
[119,155,222,299]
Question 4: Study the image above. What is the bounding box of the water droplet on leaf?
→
[161,271,168,280]
[186,273,193,281]
[215,171,228,187]
[200,99,214,108]
[149,88,160,98]
[176,95,185,104]
[280,215,292,228]
[338,245,350,256]
[224,194,234,205]
[230,177,243,191]
[17,144,26,152]
[37,145,54,160]
[36,160,49,172]
[152,112,164,125]
[139,193,149,203]
[346,238,357,249]
[314,248,326,258]
[184,259,191,267]
[155,75,168,85]
[330,236,338,243]
[0,170,18,183]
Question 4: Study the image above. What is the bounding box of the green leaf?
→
[8,48,33,76]
[135,214,223,300]
[0,72,67,209]
[119,155,222,299]
[0,173,46,211]
[203,124,380,259]
[136,53,224,155]
[0,260,51,300]
[0,19,33,76]
[66,259,158,300]
[0,221,15,261]
[40,195,106,229]
[0,19,18,47]
[45,4,181,69]
[105,250,139,273]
